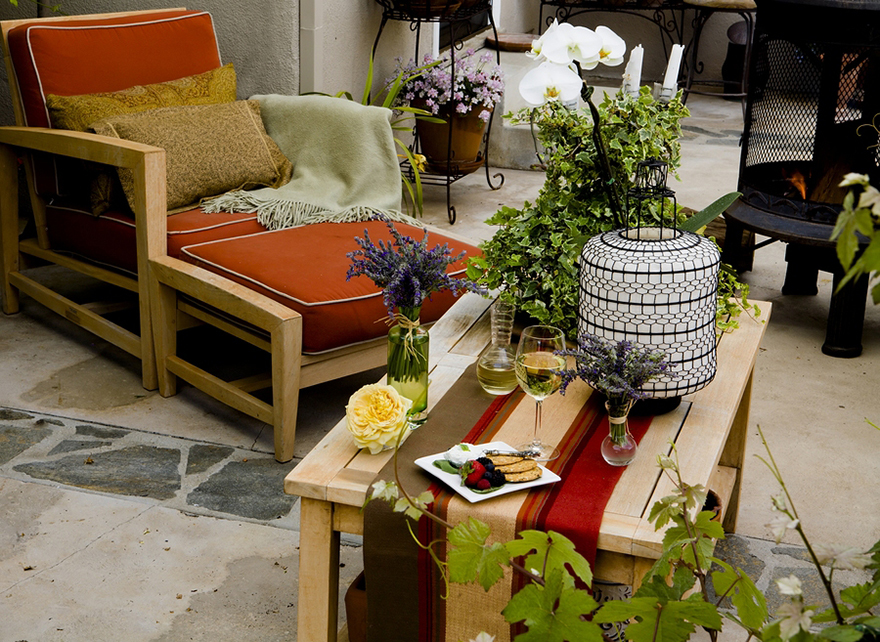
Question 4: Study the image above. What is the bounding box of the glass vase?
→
[601,400,637,466]
[476,299,517,395]
[387,307,429,424]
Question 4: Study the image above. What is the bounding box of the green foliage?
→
[502,568,603,642]
[367,425,879,642]
[506,530,593,587]
[470,91,689,336]
[832,175,880,304]
[447,517,510,591]
[710,559,767,631]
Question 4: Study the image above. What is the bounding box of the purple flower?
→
[556,334,672,403]
[391,51,505,117]
[346,220,486,317]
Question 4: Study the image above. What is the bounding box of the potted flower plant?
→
[394,49,504,173]
[558,333,671,466]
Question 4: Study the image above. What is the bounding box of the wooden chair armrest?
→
[0,125,163,170]
[150,255,302,329]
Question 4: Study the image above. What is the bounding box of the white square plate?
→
[413,441,561,504]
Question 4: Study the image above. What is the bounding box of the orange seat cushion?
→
[8,10,222,129]
[45,205,264,274]
[180,221,481,354]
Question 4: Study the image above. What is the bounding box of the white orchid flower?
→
[519,61,583,106]
[596,26,626,66]
[527,19,560,62]
[776,575,803,596]
[540,22,602,68]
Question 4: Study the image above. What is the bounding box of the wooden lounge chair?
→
[0,9,479,462]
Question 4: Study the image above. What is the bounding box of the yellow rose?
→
[345,384,413,454]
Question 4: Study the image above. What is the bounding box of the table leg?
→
[719,370,753,533]
[298,498,341,642]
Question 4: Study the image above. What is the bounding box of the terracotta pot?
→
[416,106,490,173]
[392,0,462,18]
[344,571,367,642]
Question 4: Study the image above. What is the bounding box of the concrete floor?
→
[1,91,878,641]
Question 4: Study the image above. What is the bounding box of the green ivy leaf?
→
[503,568,602,642]
[820,625,870,642]
[506,530,593,586]
[447,517,510,591]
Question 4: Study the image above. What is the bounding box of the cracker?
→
[505,467,543,483]
[495,459,539,474]
[487,454,525,467]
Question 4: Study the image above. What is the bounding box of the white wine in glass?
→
[514,325,566,461]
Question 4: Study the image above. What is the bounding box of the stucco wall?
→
[0,0,298,126]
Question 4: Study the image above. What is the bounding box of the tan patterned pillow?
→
[47,64,238,133]
[91,100,293,213]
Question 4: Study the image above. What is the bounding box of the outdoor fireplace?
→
[723,0,879,357]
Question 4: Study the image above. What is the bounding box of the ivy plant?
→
[468,89,688,338]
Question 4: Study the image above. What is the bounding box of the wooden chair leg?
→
[0,143,21,314]
[272,315,303,463]
[150,276,178,398]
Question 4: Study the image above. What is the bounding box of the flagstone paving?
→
[0,408,301,528]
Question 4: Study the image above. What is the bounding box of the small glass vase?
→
[387,306,429,423]
[601,400,637,466]
[476,299,517,395]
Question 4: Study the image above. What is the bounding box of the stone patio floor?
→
[0,91,878,641]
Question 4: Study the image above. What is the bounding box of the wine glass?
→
[514,325,566,462]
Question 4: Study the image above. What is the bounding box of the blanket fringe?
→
[202,191,421,230]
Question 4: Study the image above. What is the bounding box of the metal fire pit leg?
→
[822,272,869,359]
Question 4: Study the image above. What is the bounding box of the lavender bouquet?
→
[347,221,484,417]
[557,334,671,417]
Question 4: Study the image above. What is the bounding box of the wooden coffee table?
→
[284,297,770,642]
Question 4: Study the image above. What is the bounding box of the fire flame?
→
[784,170,808,199]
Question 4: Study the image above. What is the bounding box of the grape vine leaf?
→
[502,567,603,642]
[596,592,721,642]
[819,624,871,642]
[447,517,510,591]
[505,530,593,586]
[710,558,767,630]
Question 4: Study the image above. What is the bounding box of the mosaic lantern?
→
[577,160,721,398]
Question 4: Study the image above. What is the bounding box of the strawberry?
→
[462,460,486,487]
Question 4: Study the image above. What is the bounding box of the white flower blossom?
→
[766,513,799,544]
[539,22,602,67]
[857,184,880,215]
[776,575,803,596]
[370,479,399,503]
[771,492,789,512]
[468,634,495,642]
[657,454,677,471]
[814,543,873,571]
[776,600,814,640]
[526,20,560,62]
[596,26,626,67]
[519,62,583,106]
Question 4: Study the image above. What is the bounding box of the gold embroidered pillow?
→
[90,100,293,213]
[46,63,238,132]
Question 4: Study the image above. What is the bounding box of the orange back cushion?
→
[8,10,223,128]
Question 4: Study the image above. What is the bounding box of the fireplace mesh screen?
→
[739,13,880,225]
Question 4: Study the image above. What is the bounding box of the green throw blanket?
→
[202,94,419,229]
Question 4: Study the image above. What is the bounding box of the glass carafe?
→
[476,299,517,395]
